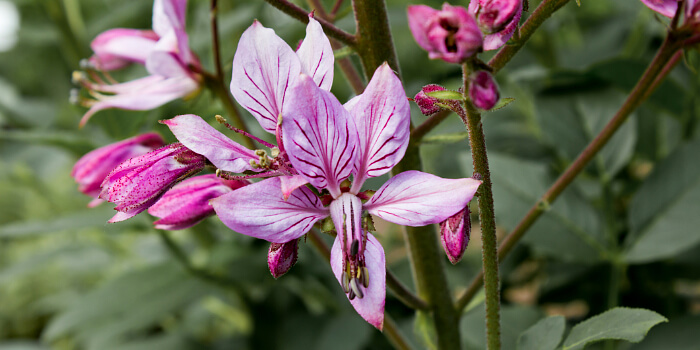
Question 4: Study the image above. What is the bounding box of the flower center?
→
[330,193,370,300]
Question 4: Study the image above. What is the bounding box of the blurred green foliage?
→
[1,0,699,349]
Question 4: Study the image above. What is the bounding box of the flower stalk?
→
[456,28,685,312]
[462,63,501,350]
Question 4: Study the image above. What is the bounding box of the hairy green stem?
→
[488,0,571,73]
[351,0,461,346]
[456,31,684,312]
[263,0,357,47]
[352,0,400,78]
[463,64,501,350]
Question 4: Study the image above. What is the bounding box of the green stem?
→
[352,0,401,78]
[351,0,459,346]
[488,0,571,73]
[463,64,501,350]
[410,110,452,142]
[456,31,684,312]
[384,313,415,350]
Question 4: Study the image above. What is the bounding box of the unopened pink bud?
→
[100,143,207,223]
[268,239,299,278]
[414,84,447,116]
[473,0,521,34]
[408,4,483,64]
[72,132,164,206]
[440,207,470,264]
[468,71,499,111]
[148,174,248,230]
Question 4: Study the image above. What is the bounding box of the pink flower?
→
[640,0,700,29]
[71,132,164,207]
[210,65,481,329]
[407,4,483,63]
[230,15,334,145]
[440,207,471,264]
[268,240,300,278]
[100,143,206,223]
[469,0,523,50]
[148,174,248,230]
[468,70,500,110]
[76,0,201,127]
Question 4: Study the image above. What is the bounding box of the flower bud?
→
[72,133,164,207]
[440,207,471,264]
[468,71,499,111]
[414,84,447,116]
[100,143,207,223]
[468,0,523,50]
[268,239,299,278]
[148,174,248,230]
[407,4,483,64]
[473,0,521,34]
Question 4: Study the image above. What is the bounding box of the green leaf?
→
[0,207,114,238]
[421,132,469,145]
[561,307,667,350]
[517,316,566,350]
[461,305,542,350]
[625,139,700,263]
[487,97,515,112]
[425,90,464,101]
[481,152,606,262]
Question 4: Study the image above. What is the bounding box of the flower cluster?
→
[71,5,481,329]
[407,0,522,64]
[72,0,202,127]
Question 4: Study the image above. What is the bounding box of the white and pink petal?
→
[364,171,481,226]
[283,74,358,197]
[296,16,334,91]
[331,233,386,330]
[211,177,329,243]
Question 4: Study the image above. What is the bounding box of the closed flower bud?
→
[408,4,483,64]
[100,143,207,223]
[440,207,471,264]
[148,174,248,230]
[414,84,447,116]
[468,0,523,50]
[268,239,299,278]
[468,71,499,111]
[72,132,164,207]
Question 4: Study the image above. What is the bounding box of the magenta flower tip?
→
[469,70,500,111]
[414,84,447,116]
[440,207,471,264]
[268,239,300,278]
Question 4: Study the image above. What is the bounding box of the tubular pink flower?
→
[72,132,164,207]
[99,142,206,223]
[440,207,471,264]
[211,65,481,329]
[268,239,300,278]
[148,174,248,230]
[77,0,201,126]
[468,70,500,110]
[468,0,523,50]
[639,0,681,18]
[88,29,159,71]
[407,4,483,63]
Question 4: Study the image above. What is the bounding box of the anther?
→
[255,149,267,157]
[249,159,259,168]
[360,267,369,288]
[348,289,356,300]
[79,58,93,70]
[215,114,226,125]
[216,168,222,177]
[71,71,86,84]
[341,271,350,293]
[69,89,81,105]
[271,147,280,158]
[277,114,283,126]
[349,278,364,299]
